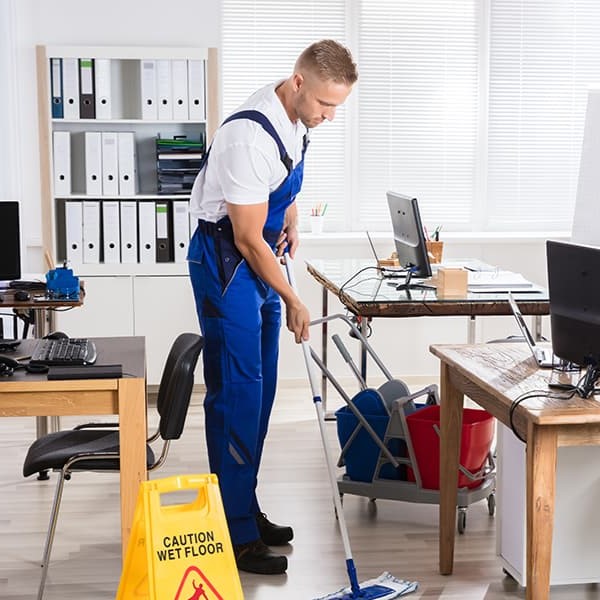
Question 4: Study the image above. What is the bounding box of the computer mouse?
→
[43,331,69,340]
[14,290,30,301]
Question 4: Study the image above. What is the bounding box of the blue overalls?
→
[187,110,309,544]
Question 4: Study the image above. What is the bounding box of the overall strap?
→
[223,109,293,174]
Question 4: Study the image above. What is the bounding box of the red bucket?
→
[405,405,494,490]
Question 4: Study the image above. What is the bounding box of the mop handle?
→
[284,254,320,397]
[284,255,361,593]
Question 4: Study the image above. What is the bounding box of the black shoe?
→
[233,539,287,575]
[256,512,294,546]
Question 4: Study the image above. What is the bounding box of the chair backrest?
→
[156,333,203,440]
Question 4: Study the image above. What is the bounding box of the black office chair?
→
[22,332,203,600]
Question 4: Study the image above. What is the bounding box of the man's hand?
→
[277,203,299,261]
[286,298,310,343]
[276,223,300,260]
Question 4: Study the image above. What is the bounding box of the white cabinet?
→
[497,423,600,585]
[133,275,201,385]
[54,276,134,337]
[36,45,218,382]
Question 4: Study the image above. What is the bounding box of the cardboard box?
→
[437,267,468,297]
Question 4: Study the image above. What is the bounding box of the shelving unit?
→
[36,45,219,382]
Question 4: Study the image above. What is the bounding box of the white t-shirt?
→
[189,82,308,223]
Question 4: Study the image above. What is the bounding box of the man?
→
[187,39,357,575]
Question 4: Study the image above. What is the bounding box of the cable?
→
[337,266,381,306]
[509,387,578,442]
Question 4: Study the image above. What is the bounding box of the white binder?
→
[120,200,138,263]
[62,57,80,119]
[82,200,101,263]
[101,131,119,196]
[52,131,71,196]
[65,201,83,264]
[140,59,158,120]
[171,59,189,120]
[84,131,102,195]
[138,201,156,264]
[172,200,190,263]
[156,59,173,121]
[102,200,121,264]
[187,59,206,120]
[94,58,112,119]
[117,131,138,196]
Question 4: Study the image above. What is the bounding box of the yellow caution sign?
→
[116,474,244,600]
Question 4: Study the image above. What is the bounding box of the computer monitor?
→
[0,201,21,283]
[547,239,600,397]
[386,191,433,291]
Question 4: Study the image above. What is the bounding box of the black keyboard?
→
[30,338,97,366]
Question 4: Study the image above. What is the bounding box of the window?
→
[222,1,600,233]
[487,0,600,231]
[357,0,479,230]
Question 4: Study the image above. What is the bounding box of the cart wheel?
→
[457,508,467,534]
[487,493,496,516]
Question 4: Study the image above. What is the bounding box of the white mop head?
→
[313,571,418,600]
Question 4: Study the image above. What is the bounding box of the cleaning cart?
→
[310,313,496,534]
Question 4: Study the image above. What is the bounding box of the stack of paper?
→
[467,270,534,292]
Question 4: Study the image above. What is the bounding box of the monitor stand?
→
[395,269,436,292]
[576,364,600,398]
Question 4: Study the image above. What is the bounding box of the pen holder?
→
[310,215,325,234]
[426,240,444,264]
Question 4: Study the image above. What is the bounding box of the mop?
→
[284,256,418,600]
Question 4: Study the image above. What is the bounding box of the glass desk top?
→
[305,258,549,318]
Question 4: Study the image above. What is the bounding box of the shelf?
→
[37,43,218,384]
[52,119,206,125]
[74,263,190,277]
[54,194,192,200]
[44,45,208,61]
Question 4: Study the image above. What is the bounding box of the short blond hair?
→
[295,39,358,85]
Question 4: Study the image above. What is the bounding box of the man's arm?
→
[227,201,309,342]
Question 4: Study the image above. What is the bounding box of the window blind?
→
[222,1,600,233]
[357,0,479,232]
[487,0,600,231]
[221,0,348,231]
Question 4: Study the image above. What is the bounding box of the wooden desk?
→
[0,336,146,557]
[430,343,600,600]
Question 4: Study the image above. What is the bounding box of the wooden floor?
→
[1,384,600,599]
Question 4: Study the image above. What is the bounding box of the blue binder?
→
[50,57,64,118]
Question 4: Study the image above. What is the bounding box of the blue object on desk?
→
[46,265,79,300]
